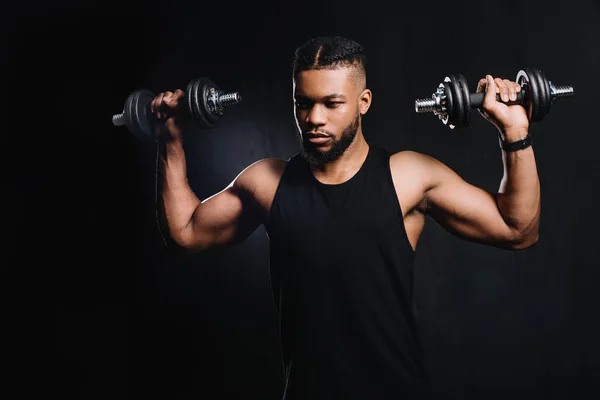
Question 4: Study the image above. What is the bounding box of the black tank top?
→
[265,144,429,399]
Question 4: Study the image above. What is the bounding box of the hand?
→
[150,89,189,142]
[476,75,529,140]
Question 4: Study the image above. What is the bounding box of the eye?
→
[327,102,344,108]
[295,101,311,109]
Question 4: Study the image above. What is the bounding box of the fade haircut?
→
[292,36,367,89]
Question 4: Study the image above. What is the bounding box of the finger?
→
[162,91,177,115]
[162,91,174,107]
[484,75,498,104]
[172,89,185,102]
[164,90,182,108]
[503,79,517,101]
[495,77,509,102]
[169,89,185,116]
[162,90,173,101]
[476,78,487,93]
[155,93,165,119]
[512,82,522,97]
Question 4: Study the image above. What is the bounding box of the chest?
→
[269,175,407,245]
[263,163,425,220]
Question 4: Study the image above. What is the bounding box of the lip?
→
[305,132,331,144]
[307,136,331,144]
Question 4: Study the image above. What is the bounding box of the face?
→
[293,67,371,164]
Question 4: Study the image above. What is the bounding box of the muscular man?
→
[150,36,540,399]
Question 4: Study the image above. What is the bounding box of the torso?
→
[246,149,427,251]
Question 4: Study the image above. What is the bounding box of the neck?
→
[309,132,369,184]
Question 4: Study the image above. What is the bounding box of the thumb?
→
[484,75,497,103]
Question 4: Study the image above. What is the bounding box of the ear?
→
[358,88,372,115]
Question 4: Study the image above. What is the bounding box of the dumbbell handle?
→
[471,83,574,109]
[470,90,526,108]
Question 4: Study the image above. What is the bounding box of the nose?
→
[305,104,327,127]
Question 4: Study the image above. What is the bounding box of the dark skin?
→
[152,66,540,252]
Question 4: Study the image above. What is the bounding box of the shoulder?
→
[388,149,458,189]
[389,149,438,174]
[388,149,462,191]
[244,157,289,174]
[232,157,289,195]
[228,157,290,214]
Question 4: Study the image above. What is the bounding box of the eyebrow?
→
[295,93,347,102]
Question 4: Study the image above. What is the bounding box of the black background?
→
[6,0,600,399]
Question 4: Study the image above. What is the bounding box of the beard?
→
[298,113,360,165]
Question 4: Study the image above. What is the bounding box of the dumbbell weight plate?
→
[186,79,210,128]
[527,68,546,121]
[124,89,156,140]
[186,77,222,129]
[517,68,542,122]
[444,74,465,129]
[200,77,222,126]
[457,74,471,128]
[439,80,454,128]
[534,68,552,121]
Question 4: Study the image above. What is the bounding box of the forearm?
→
[159,139,201,243]
[496,128,541,239]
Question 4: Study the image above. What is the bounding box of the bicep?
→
[185,184,262,250]
[182,157,283,251]
[422,157,519,248]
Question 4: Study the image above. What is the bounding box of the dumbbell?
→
[112,77,242,140]
[414,68,574,129]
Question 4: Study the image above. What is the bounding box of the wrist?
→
[157,136,185,160]
[157,133,184,147]
[500,127,528,142]
[498,130,532,152]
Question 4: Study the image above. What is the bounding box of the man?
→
[150,36,540,399]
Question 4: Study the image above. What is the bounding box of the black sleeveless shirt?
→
[264,144,429,399]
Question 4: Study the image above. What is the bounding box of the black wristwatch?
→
[498,131,532,152]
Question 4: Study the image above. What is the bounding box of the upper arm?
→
[182,158,285,251]
[408,152,523,249]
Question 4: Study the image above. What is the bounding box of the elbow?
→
[173,236,199,251]
[506,209,541,250]
[170,228,211,253]
[511,232,539,250]
[175,239,211,253]
[509,226,540,250]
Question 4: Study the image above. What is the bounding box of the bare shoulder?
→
[389,149,439,170]
[389,149,453,188]
[389,150,433,186]
[232,157,288,214]
[388,150,448,214]
[236,156,286,179]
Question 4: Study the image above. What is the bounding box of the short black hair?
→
[292,36,367,86]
